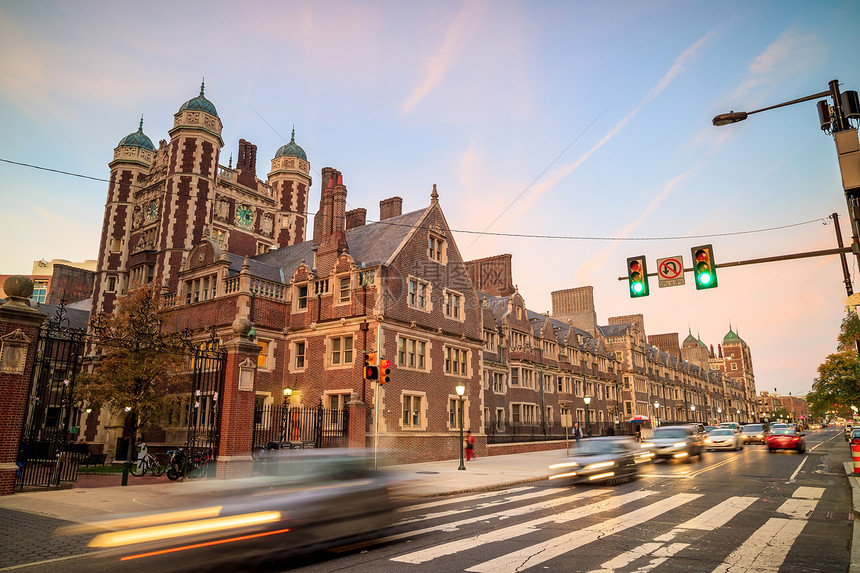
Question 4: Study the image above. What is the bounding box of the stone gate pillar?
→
[346,392,367,449]
[0,277,45,495]
[215,317,260,480]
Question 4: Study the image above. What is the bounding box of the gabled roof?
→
[601,324,630,338]
[251,207,430,282]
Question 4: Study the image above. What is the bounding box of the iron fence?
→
[252,400,349,453]
[485,421,635,444]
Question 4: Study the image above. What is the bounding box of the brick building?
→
[76,84,761,463]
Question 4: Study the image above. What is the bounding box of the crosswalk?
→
[361,482,829,572]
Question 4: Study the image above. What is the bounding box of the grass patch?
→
[77,464,126,474]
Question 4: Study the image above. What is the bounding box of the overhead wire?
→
[0,156,828,242]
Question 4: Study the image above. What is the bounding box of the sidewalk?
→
[0,448,570,524]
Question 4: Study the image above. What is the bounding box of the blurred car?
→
[641,425,704,461]
[766,428,806,453]
[719,422,740,433]
[770,423,789,430]
[704,425,717,433]
[846,423,855,441]
[705,428,743,451]
[849,428,860,446]
[740,423,767,445]
[75,449,396,571]
[549,436,651,484]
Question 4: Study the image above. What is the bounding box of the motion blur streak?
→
[119,528,292,561]
[90,511,282,547]
[61,507,224,535]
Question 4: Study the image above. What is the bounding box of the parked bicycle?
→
[130,443,166,477]
[166,448,211,480]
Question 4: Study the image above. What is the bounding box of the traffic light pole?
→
[617,245,852,282]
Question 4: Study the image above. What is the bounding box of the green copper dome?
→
[117,117,155,151]
[178,80,218,118]
[274,128,307,161]
[723,327,743,344]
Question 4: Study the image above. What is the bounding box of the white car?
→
[705,428,743,451]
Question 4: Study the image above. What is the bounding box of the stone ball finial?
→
[4,275,34,301]
[232,316,253,337]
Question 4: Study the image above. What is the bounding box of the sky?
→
[1,0,859,397]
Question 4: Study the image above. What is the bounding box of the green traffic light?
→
[691,244,718,290]
[632,282,644,294]
[698,271,712,286]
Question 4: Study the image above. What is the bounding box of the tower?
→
[93,117,155,315]
[268,128,312,247]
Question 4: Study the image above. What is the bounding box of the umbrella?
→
[627,415,651,422]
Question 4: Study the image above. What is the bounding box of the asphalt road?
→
[284,427,852,572]
[1,428,852,572]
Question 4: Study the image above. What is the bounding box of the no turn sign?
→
[657,256,685,288]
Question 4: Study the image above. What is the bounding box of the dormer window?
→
[296,285,308,310]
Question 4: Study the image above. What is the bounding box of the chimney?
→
[313,167,338,246]
[315,169,349,275]
[236,139,258,188]
[346,208,367,230]
[379,196,403,220]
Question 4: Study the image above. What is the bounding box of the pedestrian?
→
[573,422,583,447]
[465,431,475,461]
[634,424,642,442]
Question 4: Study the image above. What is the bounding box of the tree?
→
[838,312,860,352]
[76,285,189,476]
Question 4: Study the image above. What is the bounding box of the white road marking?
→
[391,489,655,564]
[777,498,817,519]
[792,486,824,499]
[399,486,534,512]
[788,456,808,481]
[711,518,807,573]
[334,487,609,553]
[631,542,689,573]
[592,496,757,573]
[397,487,568,525]
[465,493,701,573]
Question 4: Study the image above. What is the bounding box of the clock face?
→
[145,200,158,222]
[235,204,254,228]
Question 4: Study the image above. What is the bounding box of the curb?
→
[843,462,860,573]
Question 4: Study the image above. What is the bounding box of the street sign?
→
[657,256,685,288]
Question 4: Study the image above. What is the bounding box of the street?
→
[1,427,853,573]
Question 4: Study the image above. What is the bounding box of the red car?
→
[766,428,806,453]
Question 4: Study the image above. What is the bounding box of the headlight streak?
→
[673,442,687,448]
[90,511,282,548]
[549,471,578,480]
[588,472,615,481]
[549,461,579,470]
[584,461,615,470]
[673,452,689,458]
[119,527,292,561]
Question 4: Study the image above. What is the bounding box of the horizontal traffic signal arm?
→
[616,246,852,281]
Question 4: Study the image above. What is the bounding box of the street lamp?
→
[281,387,293,442]
[654,401,660,428]
[456,382,466,471]
[691,404,696,423]
[718,407,722,423]
[282,387,293,405]
[584,396,592,437]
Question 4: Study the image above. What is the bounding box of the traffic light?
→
[380,359,391,384]
[626,256,650,298]
[363,352,378,381]
[691,244,718,290]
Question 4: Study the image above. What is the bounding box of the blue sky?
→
[1,0,859,396]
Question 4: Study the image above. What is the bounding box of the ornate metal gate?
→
[16,307,86,489]
[184,338,227,468]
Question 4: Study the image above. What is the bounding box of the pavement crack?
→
[516,545,548,572]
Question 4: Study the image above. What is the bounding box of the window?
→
[107,276,117,293]
[296,285,308,310]
[575,379,583,396]
[546,406,553,424]
[397,336,428,370]
[329,336,354,366]
[359,270,375,286]
[511,367,519,386]
[544,375,553,393]
[444,346,469,376]
[512,404,521,424]
[112,238,122,253]
[339,277,351,303]
[211,228,228,247]
[484,330,497,352]
[492,372,505,393]
[293,341,306,369]
[625,401,633,415]
[731,363,738,371]
[495,408,505,430]
[257,340,269,369]
[444,290,463,320]
[576,408,585,423]
[408,278,429,310]
[522,369,534,389]
[31,280,48,303]
[256,242,271,255]
[429,234,445,263]
[402,393,424,429]
[449,397,466,429]
[185,274,217,304]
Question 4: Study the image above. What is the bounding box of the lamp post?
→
[654,401,660,428]
[736,409,741,423]
[456,382,466,471]
[584,396,592,437]
[718,407,722,423]
[281,387,293,442]
[691,404,696,424]
[713,80,860,325]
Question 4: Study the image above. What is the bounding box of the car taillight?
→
[790,437,799,442]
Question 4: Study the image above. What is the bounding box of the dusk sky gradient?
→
[1,0,859,396]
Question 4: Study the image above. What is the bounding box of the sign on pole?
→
[657,256,685,288]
